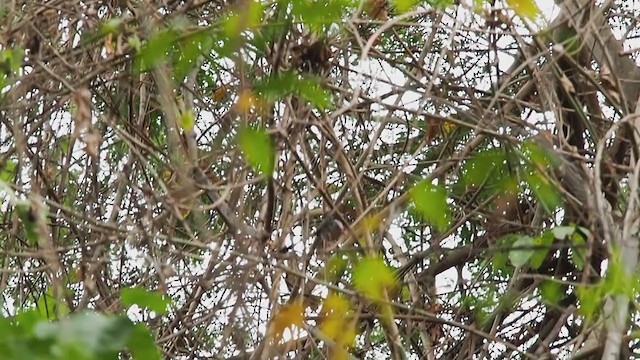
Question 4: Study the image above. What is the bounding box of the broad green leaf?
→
[524,171,562,213]
[409,180,450,232]
[137,29,177,71]
[223,0,263,36]
[509,235,534,268]
[353,256,396,302]
[0,159,15,181]
[174,31,214,81]
[0,47,23,75]
[540,280,563,305]
[552,225,576,240]
[128,35,142,51]
[121,287,171,315]
[290,0,355,33]
[34,312,135,358]
[491,251,509,273]
[392,0,418,13]
[577,285,600,318]
[461,149,507,189]
[602,251,638,297]
[128,323,162,360]
[238,126,275,176]
[506,0,540,20]
[529,231,554,269]
[297,79,332,109]
[13,309,41,334]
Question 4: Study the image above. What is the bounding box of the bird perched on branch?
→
[310,214,346,256]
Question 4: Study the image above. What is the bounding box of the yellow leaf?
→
[442,121,456,135]
[358,212,383,234]
[236,89,256,113]
[332,347,350,360]
[268,301,305,342]
[319,294,357,350]
[506,0,540,20]
[320,293,350,318]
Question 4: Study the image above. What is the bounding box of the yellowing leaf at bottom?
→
[268,301,304,342]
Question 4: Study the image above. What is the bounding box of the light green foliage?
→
[289,0,356,33]
[253,71,332,109]
[540,280,564,305]
[520,141,563,213]
[0,310,160,360]
[509,235,534,268]
[529,231,554,270]
[121,287,172,315]
[352,256,397,302]
[505,0,540,21]
[410,180,451,232]
[238,126,275,176]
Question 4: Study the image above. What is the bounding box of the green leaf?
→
[254,72,331,109]
[137,29,177,71]
[577,285,600,318]
[552,225,576,240]
[540,280,563,305]
[491,251,508,273]
[36,287,70,320]
[0,159,15,182]
[524,171,562,213]
[238,126,275,176]
[223,0,263,36]
[409,180,450,232]
[178,109,195,132]
[602,250,637,297]
[352,256,397,302]
[34,312,135,358]
[392,0,418,13]
[529,231,554,270]
[461,149,507,189]
[297,78,332,109]
[509,235,534,268]
[174,31,214,81]
[128,323,162,360]
[121,287,171,315]
[290,0,355,33]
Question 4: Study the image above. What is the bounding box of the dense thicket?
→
[1,0,640,359]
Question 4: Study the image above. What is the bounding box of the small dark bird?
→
[310,214,346,256]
